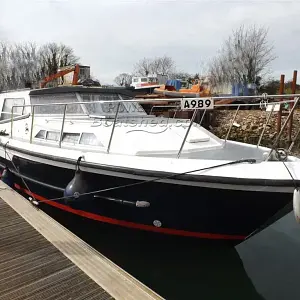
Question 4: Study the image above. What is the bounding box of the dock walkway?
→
[0,181,163,300]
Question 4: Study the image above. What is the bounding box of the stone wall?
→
[210,109,300,157]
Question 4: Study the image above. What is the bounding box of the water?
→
[41,205,300,300]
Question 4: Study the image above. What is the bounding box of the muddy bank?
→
[210,110,300,157]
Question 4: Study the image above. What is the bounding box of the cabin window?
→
[141,78,148,82]
[119,94,145,113]
[79,68,86,76]
[35,130,46,139]
[0,98,25,120]
[101,101,127,114]
[133,78,138,82]
[62,133,80,143]
[30,93,84,114]
[46,131,60,141]
[125,102,145,113]
[80,93,145,116]
[79,133,103,146]
[81,93,127,115]
[34,130,101,146]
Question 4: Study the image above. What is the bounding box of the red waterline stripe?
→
[14,184,246,240]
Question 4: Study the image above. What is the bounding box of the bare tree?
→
[169,71,191,80]
[209,25,276,87]
[114,73,132,86]
[209,54,228,87]
[0,42,34,90]
[156,56,175,75]
[0,41,80,90]
[11,43,41,87]
[0,42,11,90]
[38,42,79,78]
[133,58,153,76]
[133,56,175,77]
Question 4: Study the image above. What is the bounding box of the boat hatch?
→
[171,125,210,143]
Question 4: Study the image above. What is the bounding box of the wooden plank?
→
[0,181,163,300]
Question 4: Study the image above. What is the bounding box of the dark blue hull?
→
[0,155,292,243]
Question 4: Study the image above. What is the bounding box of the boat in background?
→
[130,75,162,95]
[135,78,212,121]
[154,78,211,98]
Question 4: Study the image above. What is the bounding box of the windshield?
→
[30,93,84,114]
[80,93,146,117]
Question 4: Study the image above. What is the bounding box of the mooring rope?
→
[42,158,257,203]
[245,155,298,240]
[3,145,38,207]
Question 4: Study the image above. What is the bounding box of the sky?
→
[0,0,300,85]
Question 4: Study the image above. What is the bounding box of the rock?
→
[211,109,300,155]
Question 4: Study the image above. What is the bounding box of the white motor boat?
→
[0,85,299,243]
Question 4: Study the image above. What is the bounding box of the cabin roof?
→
[0,88,31,95]
[29,86,135,97]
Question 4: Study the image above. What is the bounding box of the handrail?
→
[257,103,275,147]
[225,105,240,144]
[149,105,179,115]
[265,97,300,161]
[8,94,300,109]
[7,93,300,157]
[9,107,26,139]
[107,102,120,154]
[29,106,35,143]
[288,126,300,153]
[177,109,198,158]
[0,113,28,124]
[177,109,207,158]
[198,109,207,125]
[10,106,14,139]
[59,105,67,148]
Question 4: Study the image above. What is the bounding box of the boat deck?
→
[0,181,163,300]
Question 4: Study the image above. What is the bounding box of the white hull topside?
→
[0,130,299,193]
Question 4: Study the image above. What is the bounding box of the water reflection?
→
[237,212,300,300]
[43,205,266,300]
